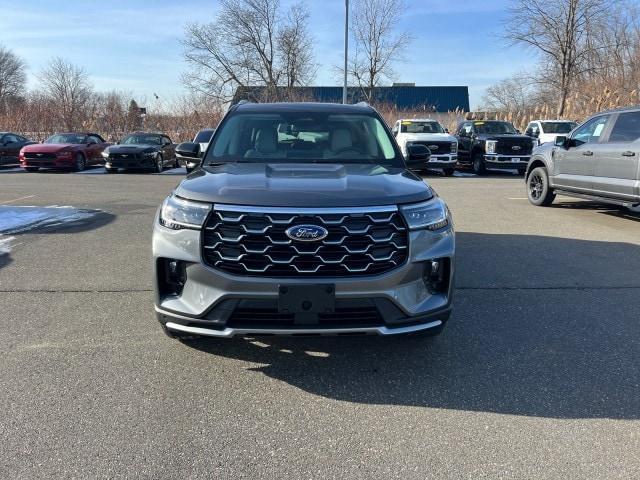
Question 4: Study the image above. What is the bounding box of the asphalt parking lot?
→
[1,167,639,479]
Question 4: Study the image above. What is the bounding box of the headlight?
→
[400,198,451,231]
[486,140,497,154]
[159,195,211,230]
[451,142,458,154]
[101,151,109,158]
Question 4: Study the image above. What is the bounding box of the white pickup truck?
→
[391,119,458,175]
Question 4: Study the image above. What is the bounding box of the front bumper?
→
[427,154,458,168]
[484,154,530,168]
[106,157,156,169]
[21,158,74,169]
[153,207,455,337]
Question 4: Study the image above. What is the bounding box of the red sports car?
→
[20,133,111,172]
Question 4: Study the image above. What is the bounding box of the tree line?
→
[483,0,640,121]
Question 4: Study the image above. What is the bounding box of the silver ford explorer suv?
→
[153,102,455,340]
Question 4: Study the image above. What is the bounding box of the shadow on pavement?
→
[183,232,640,420]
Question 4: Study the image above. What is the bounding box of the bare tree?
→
[482,74,535,112]
[345,0,411,103]
[0,46,27,110]
[183,0,315,102]
[505,0,610,116]
[38,58,93,131]
[278,3,316,89]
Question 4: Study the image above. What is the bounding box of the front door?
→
[590,111,640,200]
[553,114,611,192]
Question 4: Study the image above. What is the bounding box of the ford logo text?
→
[285,225,329,242]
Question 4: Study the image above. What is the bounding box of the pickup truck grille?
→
[411,141,452,154]
[202,205,408,277]
[496,138,533,155]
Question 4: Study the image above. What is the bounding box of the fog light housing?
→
[423,258,450,294]
[158,258,188,296]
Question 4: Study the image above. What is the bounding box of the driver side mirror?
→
[176,142,201,159]
[554,136,568,148]
[405,144,430,170]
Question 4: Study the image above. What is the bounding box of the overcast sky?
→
[1,0,536,109]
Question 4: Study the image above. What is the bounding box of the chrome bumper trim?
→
[164,320,443,337]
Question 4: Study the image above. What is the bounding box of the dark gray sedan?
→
[103,133,177,173]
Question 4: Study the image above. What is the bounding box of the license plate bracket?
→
[279,284,335,325]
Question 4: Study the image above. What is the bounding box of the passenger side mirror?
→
[405,144,430,170]
[176,142,200,159]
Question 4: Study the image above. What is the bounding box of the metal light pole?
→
[343,0,349,104]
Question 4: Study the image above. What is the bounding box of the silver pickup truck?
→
[525,106,640,211]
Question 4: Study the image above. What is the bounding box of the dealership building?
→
[233,84,470,112]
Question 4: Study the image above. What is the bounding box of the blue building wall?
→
[234,86,470,112]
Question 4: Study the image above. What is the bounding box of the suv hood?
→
[175,163,433,207]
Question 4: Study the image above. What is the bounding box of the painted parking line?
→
[0,195,36,205]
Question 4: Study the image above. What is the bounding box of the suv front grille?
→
[202,205,409,277]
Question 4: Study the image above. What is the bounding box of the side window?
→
[572,115,610,146]
[607,111,640,143]
[3,134,18,143]
[89,135,101,144]
[162,136,171,146]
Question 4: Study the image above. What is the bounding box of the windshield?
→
[541,121,577,134]
[207,112,401,167]
[121,134,162,145]
[45,134,87,144]
[194,130,215,143]
[400,120,445,134]
[474,121,518,134]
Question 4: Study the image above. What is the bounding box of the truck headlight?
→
[400,198,451,231]
[486,140,497,154]
[159,195,211,230]
[451,142,458,154]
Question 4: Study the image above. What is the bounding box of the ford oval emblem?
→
[285,224,328,242]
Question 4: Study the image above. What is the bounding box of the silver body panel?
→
[153,205,455,335]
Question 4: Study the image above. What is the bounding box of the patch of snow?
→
[0,235,16,254]
[0,206,100,234]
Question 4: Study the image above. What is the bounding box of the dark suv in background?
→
[153,102,455,340]
[455,120,534,175]
[526,106,640,210]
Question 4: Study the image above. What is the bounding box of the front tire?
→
[24,167,39,173]
[443,168,455,176]
[527,166,556,206]
[472,152,486,175]
[154,155,163,173]
[74,153,86,172]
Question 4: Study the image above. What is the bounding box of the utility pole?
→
[343,0,349,104]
